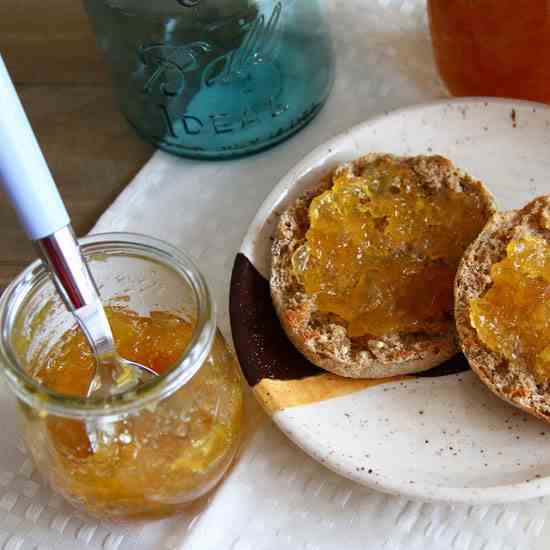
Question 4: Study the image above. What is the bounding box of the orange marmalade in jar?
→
[0,234,243,519]
[428,0,550,103]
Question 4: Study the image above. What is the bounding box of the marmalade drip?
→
[470,236,550,382]
[27,307,243,518]
[292,156,490,337]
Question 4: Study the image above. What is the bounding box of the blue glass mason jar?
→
[84,0,335,159]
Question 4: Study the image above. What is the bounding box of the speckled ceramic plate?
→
[229,98,550,504]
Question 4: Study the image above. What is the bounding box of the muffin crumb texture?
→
[271,153,496,378]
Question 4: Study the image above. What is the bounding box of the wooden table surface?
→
[0,0,154,290]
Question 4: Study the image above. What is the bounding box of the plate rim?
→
[234,96,550,504]
[240,96,550,263]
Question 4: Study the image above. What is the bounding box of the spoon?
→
[0,55,157,398]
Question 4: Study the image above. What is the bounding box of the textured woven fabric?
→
[1,1,549,548]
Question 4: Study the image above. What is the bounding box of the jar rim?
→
[0,232,217,420]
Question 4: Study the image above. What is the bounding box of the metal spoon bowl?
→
[88,357,158,398]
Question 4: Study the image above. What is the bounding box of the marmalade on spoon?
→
[470,236,550,382]
[292,156,491,338]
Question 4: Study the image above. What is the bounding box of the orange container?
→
[428,0,550,103]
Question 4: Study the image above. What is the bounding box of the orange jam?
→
[293,157,490,337]
[26,307,243,519]
[36,308,195,396]
[470,236,550,382]
[428,0,550,103]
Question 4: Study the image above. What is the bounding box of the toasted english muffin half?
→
[270,153,496,379]
[455,195,550,421]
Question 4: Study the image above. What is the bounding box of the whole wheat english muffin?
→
[455,195,550,421]
[270,153,496,378]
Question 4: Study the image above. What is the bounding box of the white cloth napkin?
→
[2,1,550,549]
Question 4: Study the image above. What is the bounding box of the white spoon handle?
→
[0,56,114,357]
[0,55,70,240]
[0,56,153,398]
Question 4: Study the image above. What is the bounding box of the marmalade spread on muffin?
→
[470,236,550,382]
[292,156,490,338]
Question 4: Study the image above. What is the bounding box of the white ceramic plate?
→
[229,98,550,504]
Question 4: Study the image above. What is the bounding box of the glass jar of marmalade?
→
[428,0,550,103]
[0,233,244,519]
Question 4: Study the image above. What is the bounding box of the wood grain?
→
[1,0,109,85]
[0,0,154,291]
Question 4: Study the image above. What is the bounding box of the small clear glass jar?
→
[0,233,244,520]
